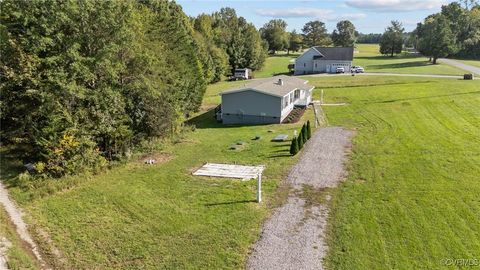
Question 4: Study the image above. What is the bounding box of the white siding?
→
[313,60,352,73]
[294,48,320,75]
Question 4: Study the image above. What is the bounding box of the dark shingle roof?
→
[312,47,354,61]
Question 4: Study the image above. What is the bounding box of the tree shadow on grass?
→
[367,60,433,70]
[365,90,480,104]
[268,153,292,158]
[204,199,257,207]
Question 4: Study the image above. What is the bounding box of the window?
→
[283,96,289,108]
[303,63,306,67]
[290,93,294,103]
[315,63,317,68]
[294,89,300,100]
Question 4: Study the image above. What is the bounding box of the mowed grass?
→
[4,80,315,269]
[455,59,480,68]
[354,44,468,75]
[308,76,480,269]
[254,52,299,78]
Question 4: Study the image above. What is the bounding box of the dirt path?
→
[0,182,47,269]
[439,58,480,75]
[247,127,354,270]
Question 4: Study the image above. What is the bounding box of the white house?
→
[218,75,314,125]
[294,47,354,75]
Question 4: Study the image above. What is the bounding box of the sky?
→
[176,0,457,33]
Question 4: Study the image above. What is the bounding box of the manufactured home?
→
[218,75,314,125]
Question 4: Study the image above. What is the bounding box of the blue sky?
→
[177,0,455,33]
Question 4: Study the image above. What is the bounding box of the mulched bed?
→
[282,106,306,124]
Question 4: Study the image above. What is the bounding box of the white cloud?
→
[255,7,367,22]
[255,7,334,18]
[332,13,367,21]
[345,0,447,12]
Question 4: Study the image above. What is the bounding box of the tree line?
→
[0,0,267,177]
[414,1,480,62]
[377,1,479,60]
[259,19,358,54]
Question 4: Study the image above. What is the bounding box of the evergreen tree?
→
[302,124,308,142]
[298,130,304,149]
[307,121,312,139]
[290,136,299,155]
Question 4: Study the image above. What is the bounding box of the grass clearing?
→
[354,44,468,75]
[454,59,480,68]
[2,80,316,269]
[254,53,299,78]
[309,76,480,269]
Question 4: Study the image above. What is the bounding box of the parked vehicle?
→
[232,68,252,80]
[355,67,365,73]
[336,67,345,73]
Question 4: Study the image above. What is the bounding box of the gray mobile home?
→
[219,76,314,125]
[294,47,354,75]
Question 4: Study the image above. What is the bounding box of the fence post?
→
[257,173,262,203]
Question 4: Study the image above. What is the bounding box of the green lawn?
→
[307,76,480,269]
[354,44,468,75]
[254,52,299,78]
[2,73,479,269]
[3,80,315,269]
[455,59,480,68]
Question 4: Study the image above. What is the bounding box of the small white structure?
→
[193,163,265,202]
[233,68,252,80]
[193,163,264,180]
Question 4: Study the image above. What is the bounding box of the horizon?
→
[177,0,457,33]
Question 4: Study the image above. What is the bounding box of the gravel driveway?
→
[247,127,354,270]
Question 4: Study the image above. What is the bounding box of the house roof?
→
[220,75,314,98]
[312,47,354,61]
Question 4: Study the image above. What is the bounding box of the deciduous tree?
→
[332,20,357,47]
[379,20,404,57]
[302,20,331,47]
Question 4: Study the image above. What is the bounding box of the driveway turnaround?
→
[439,58,480,75]
[247,127,354,270]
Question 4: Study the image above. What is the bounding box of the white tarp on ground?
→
[193,163,265,181]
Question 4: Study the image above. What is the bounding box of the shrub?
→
[307,120,312,139]
[298,131,304,149]
[302,124,308,142]
[290,136,299,155]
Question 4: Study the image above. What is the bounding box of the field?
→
[307,76,480,269]
[2,81,315,269]
[2,51,480,269]
[253,45,467,78]
[353,44,468,75]
[455,59,480,68]
[253,52,298,78]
